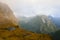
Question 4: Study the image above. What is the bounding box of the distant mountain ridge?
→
[19,15,57,34]
[48,15,60,29]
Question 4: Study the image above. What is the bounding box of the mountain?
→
[48,15,60,29]
[19,15,57,34]
[0,2,52,40]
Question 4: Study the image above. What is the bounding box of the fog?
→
[0,0,60,17]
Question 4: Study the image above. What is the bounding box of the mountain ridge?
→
[19,15,57,34]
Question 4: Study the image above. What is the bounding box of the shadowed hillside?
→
[19,15,57,34]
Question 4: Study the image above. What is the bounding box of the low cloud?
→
[0,0,60,17]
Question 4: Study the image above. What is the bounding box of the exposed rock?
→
[19,15,57,34]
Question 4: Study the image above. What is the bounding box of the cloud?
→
[0,0,60,17]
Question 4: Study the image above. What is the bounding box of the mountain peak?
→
[19,15,57,34]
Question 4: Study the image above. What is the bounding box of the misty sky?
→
[0,0,60,17]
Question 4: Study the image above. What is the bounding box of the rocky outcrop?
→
[39,15,57,33]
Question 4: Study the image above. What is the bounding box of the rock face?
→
[0,2,18,28]
[38,15,57,33]
[19,15,57,34]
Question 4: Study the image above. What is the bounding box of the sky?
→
[0,0,60,17]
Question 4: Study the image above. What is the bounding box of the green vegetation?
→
[19,15,57,34]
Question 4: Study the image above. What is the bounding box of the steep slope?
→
[48,15,60,29]
[19,15,57,34]
[37,15,57,33]
[0,2,18,28]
